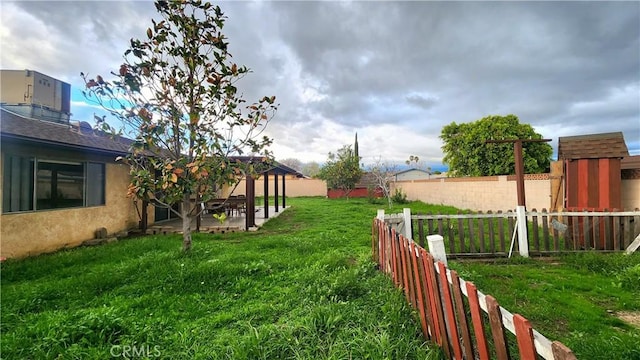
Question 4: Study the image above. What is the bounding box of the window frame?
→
[2,154,107,214]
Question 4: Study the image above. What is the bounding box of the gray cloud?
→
[1,0,638,164]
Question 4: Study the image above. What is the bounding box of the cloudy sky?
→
[1,1,639,168]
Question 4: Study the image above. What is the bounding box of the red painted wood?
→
[566,160,577,208]
[577,159,589,208]
[391,228,399,285]
[438,262,463,360]
[423,251,450,356]
[403,238,415,307]
[418,248,437,341]
[598,158,610,209]
[486,295,510,360]
[451,271,474,360]
[466,282,490,360]
[513,314,537,360]
[587,159,599,208]
[609,159,622,209]
[552,341,578,360]
[407,240,418,308]
[399,236,411,303]
[410,241,430,339]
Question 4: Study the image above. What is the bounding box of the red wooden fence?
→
[372,218,578,360]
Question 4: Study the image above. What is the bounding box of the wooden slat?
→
[428,216,435,237]
[466,282,490,360]
[478,212,486,253]
[613,209,621,250]
[447,219,456,254]
[391,229,400,285]
[552,341,578,360]
[604,209,612,250]
[458,215,466,253]
[592,213,600,249]
[541,209,550,251]
[513,314,537,360]
[404,237,417,308]
[410,242,430,340]
[487,210,496,253]
[418,219,425,247]
[486,295,510,360]
[623,215,632,248]
[572,215,580,250]
[438,218,444,239]
[532,208,540,252]
[498,210,506,252]
[399,235,411,304]
[424,252,451,358]
[507,212,515,252]
[468,218,476,253]
[438,262,463,360]
[418,248,438,341]
[451,271,474,360]
[582,211,594,250]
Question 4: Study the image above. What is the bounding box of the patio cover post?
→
[246,175,256,230]
[263,172,269,219]
[274,173,279,212]
[282,175,286,208]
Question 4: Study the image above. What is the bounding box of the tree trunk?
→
[181,196,192,251]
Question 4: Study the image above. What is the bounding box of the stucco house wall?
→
[1,160,138,258]
[224,176,327,198]
[395,169,431,181]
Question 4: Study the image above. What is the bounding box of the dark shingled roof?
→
[558,132,629,160]
[1,108,131,155]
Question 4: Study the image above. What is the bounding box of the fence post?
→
[377,209,385,221]
[516,206,529,257]
[403,208,412,240]
[427,235,447,266]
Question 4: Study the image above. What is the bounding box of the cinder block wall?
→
[393,175,640,212]
[391,175,552,212]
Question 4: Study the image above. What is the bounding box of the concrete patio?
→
[146,206,290,234]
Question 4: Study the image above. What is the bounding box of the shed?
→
[558,132,629,210]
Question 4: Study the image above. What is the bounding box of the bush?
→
[391,189,408,204]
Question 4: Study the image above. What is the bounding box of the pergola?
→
[231,156,305,230]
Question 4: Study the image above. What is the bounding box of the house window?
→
[2,155,106,213]
[87,162,105,206]
[37,161,84,209]
[2,155,35,212]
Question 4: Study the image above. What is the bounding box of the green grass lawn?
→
[448,253,640,360]
[1,197,452,359]
[2,197,638,359]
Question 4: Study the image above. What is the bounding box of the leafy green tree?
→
[301,161,321,178]
[278,158,303,171]
[319,145,362,198]
[440,114,552,177]
[82,0,277,251]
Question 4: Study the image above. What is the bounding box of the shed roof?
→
[1,108,131,155]
[557,132,628,160]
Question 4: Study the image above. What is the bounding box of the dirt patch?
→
[617,311,640,328]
